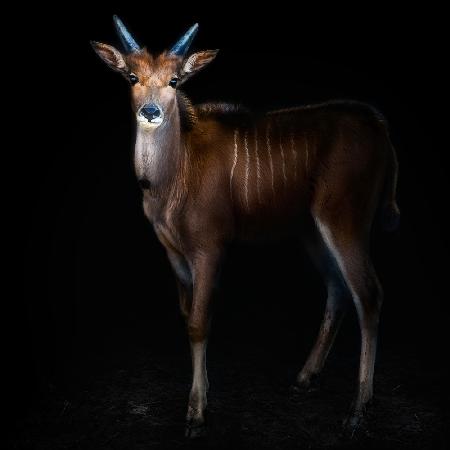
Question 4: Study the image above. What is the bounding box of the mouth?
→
[137,106,164,128]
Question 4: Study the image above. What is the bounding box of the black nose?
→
[141,104,161,121]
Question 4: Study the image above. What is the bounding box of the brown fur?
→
[92,40,400,436]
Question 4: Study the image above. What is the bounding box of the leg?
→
[166,246,216,437]
[294,229,350,390]
[315,218,383,432]
[185,248,222,437]
[295,277,349,389]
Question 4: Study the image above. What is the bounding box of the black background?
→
[11,3,447,448]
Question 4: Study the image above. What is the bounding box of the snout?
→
[138,103,164,126]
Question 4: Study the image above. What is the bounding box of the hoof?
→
[185,423,207,438]
[290,376,320,396]
[289,383,305,396]
[185,415,207,439]
[342,411,370,440]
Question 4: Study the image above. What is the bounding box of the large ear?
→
[180,50,219,83]
[91,41,128,74]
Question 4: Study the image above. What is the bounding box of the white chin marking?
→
[137,114,163,129]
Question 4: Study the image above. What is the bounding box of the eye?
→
[129,73,139,85]
[169,77,179,88]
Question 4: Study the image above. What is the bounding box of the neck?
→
[134,102,182,196]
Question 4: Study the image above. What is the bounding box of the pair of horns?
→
[113,15,198,56]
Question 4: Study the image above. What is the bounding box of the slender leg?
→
[187,339,209,436]
[294,229,350,390]
[184,249,222,437]
[315,218,383,432]
[296,277,348,389]
[165,246,216,437]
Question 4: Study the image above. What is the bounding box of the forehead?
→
[125,50,180,80]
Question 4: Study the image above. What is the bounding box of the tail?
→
[380,140,400,232]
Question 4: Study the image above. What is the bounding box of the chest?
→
[134,133,163,182]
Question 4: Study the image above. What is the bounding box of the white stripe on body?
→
[266,123,275,197]
[244,130,250,209]
[290,131,297,181]
[254,126,261,203]
[230,129,239,201]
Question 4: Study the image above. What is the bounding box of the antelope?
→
[91,16,400,438]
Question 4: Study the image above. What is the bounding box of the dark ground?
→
[7,335,445,449]
[10,232,448,449]
[10,3,448,449]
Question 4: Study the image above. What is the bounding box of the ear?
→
[91,41,128,74]
[180,50,219,82]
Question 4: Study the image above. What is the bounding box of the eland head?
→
[91,16,218,129]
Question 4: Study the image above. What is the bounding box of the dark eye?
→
[129,73,139,85]
[169,77,178,88]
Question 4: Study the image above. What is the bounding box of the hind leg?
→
[295,230,350,390]
[315,217,383,432]
[295,277,349,390]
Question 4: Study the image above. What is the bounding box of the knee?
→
[187,319,208,343]
[358,286,383,329]
[325,303,347,324]
[352,273,383,317]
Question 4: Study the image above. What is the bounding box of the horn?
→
[113,15,141,53]
[170,23,199,56]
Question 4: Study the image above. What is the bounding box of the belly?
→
[233,187,310,242]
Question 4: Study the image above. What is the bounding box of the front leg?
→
[184,248,222,438]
